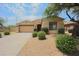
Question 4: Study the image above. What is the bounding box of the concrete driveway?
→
[0,33,32,56]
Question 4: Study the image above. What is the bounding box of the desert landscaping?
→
[0,3,79,56]
[18,34,64,56]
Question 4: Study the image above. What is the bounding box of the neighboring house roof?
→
[64,21,76,25]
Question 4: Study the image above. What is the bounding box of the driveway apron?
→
[0,33,32,56]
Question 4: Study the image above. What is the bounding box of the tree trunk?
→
[66,10,72,20]
[41,19,43,30]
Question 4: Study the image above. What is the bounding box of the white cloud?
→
[3,3,42,25]
[6,4,26,17]
[31,3,40,8]
[31,3,40,15]
[5,4,41,19]
[3,16,17,26]
[17,15,42,23]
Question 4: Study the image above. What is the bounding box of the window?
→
[49,22,57,30]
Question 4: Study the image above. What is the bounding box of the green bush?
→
[34,28,37,32]
[72,25,79,37]
[32,31,37,37]
[58,28,65,34]
[56,34,76,54]
[38,31,46,40]
[4,32,10,35]
[68,29,73,33]
[0,33,2,38]
[42,27,49,34]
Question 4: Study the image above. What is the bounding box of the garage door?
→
[19,25,34,32]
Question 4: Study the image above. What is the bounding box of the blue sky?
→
[0,3,70,26]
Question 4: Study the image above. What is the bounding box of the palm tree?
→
[44,3,79,37]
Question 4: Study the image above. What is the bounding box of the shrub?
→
[42,27,49,34]
[72,25,79,37]
[4,32,10,35]
[38,31,46,40]
[56,34,76,54]
[68,29,73,33]
[0,33,2,38]
[34,28,37,32]
[58,28,65,34]
[32,31,37,37]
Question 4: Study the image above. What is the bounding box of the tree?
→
[45,3,79,20]
[0,17,5,25]
[0,17,5,32]
[44,3,79,37]
[6,25,16,32]
[0,17,5,29]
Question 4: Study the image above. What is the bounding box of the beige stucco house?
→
[16,16,64,33]
[64,21,76,31]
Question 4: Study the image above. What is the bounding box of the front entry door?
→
[37,24,41,31]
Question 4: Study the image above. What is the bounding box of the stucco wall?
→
[16,17,64,32]
[42,18,64,29]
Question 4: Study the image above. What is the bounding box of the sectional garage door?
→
[19,25,34,32]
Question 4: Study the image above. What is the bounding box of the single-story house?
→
[16,16,64,33]
[64,21,79,36]
[64,21,76,31]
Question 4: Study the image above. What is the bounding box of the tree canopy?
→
[44,3,79,22]
[0,17,5,25]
